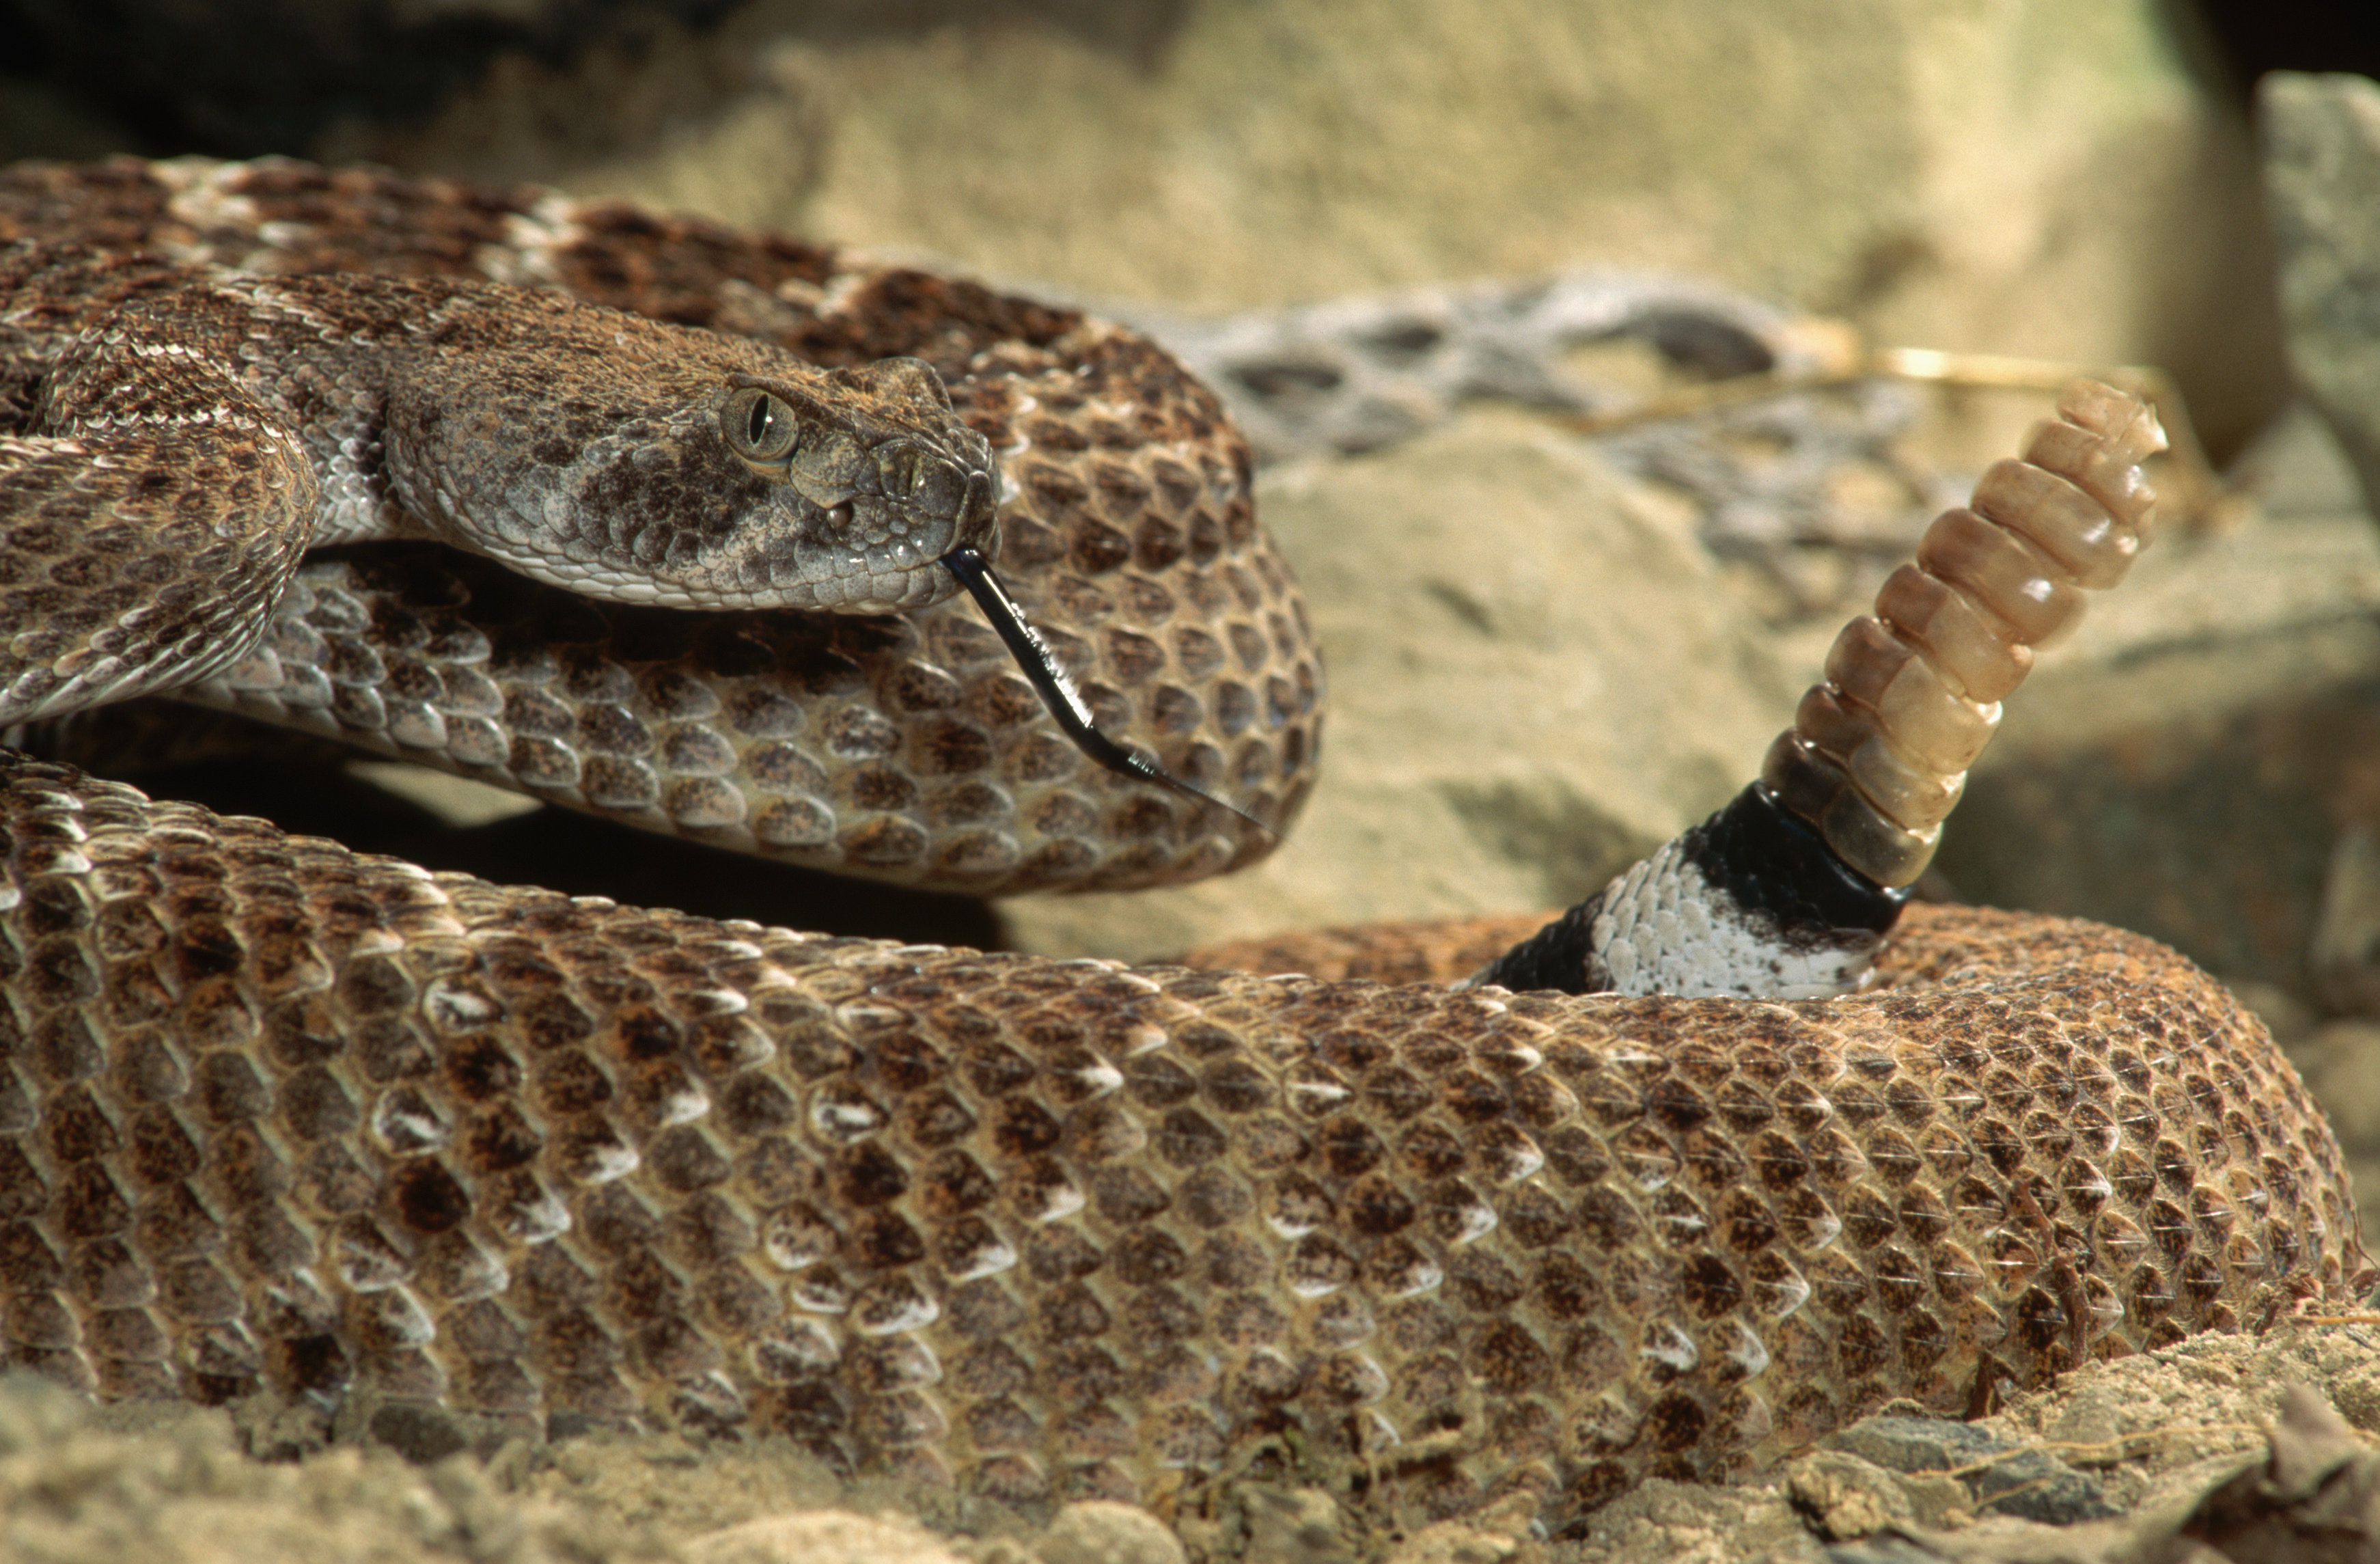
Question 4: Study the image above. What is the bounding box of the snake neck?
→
[1469,782,1909,999]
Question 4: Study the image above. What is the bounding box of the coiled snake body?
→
[0,158,2364,1537]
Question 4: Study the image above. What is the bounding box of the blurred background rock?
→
[0,0,2327,456]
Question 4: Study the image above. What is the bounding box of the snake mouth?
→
[756,452,999,614]
[937,545,1275,838]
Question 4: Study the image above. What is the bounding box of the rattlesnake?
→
[0,156,2365,1542]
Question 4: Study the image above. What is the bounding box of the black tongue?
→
[938,547,1275,838]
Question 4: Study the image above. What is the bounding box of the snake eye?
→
[723,387,801,469]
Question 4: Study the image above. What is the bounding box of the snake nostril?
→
[881,448,925,499]
[917,461,963,515]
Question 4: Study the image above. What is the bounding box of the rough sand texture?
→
[13,1325,2380,1563]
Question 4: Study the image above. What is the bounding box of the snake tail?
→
[1475,381,2165,1000]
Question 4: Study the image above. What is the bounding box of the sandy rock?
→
[1558,1474,1825,1564]
[320,1,2287,459]
[1206,1485,1366,1564]
[0,1371,674,1564]
[2263,71,2380,521]
[1033,1502,1187,1564]
[1827,1418,2116,1526]
[2303,1021,2380,1157]
[2182,1384,2380,1564]
[1379,1512,1540,1564]
[2284,1021,2380,1250]
[1562,1327,2380,1564]
[685,1511,970,1564]
[1785,1449,1924,1540]
[2315,824,2380,1016]
[5,10,2329,991]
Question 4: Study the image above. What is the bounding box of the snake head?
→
[703,358,1004,609]
[391,326,1004,613]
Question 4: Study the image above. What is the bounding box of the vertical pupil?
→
[747,398,773,448]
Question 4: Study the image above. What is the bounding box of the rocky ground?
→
[9,6,2380,1563]
[15,1319,2380,1563]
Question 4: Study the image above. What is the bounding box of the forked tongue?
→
[939,546,1277,837]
